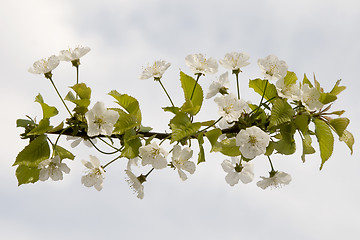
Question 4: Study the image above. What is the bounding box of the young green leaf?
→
[15,165,40,186]
[329,117,349,137]
[54,145,75,160]
[197,133,205,164]
[314,118,334,170]
[71,83,91,100]
[35,94,58,119]
[249,79,278,101]
[180,71,203,115]
[121,129,142,159]
[169,112,201,143]
[269,98,294,128]
[13,135,50,167]
[339,130,354,154]
[109,90,142,124]
[330,80,346,96]
[284,71,298,85]
[303,74,313,88]
[301,134,316,162]
[27,118,53,135]
[319,93,337,105]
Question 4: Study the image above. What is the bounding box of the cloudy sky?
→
[1,0,360,239]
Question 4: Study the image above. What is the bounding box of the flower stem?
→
[88,139,121,155]
[254,79,268,115]
[103,155,122,169]
[197,116,223,134]
[75,66,79,100]
[144,167,155,178]
[235,72,240,99]
[267,156,275,172]
[49,77,73,117]
[190,74,201,100]
[158,79,175,107]
[98,137,121,151]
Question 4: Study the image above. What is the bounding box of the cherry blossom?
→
[81,155,105,191]
[139,60,171,80]
[221,157,254,186]
[256,171,292,189]
[85,101,119,137]
[236,126,270,159]
[38,155,70,181]
[185,53,218,75]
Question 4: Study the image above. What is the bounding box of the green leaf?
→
[249,79,278,101]
[163,106,180,114]
[197,133,205,164]
[65,91,76,101]
[265,141,275,156]
[330,79,346,96]
[35,94,58,119]
[319,93,337,104]
[13,135,50,167]
[48,121,64,133]
[205,128,222,149]
[121,129,141,159]
[139,125,153,133]
[54,145,75,160]
[180,71,203,115]
[169,112,201,143]
[301,134,316,162]
[180,99,201,116]
[15,165,40,186]
[294,114,310,134]
[329,117,349,137]
[269,98,294,128]
[27,118,53,135]
[339,130,354,154]
[109,90,142,124]
[314,118,334,170]
[284,71,298,86]
[71,83,91,99]
[274,123,296,155]
[219,138,241,156]
[303,74,313,88]
[113,113,139,135]
[16,119,34,128]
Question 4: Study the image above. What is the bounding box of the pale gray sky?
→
[1,0,360,239]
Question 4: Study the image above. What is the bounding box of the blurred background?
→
[1,0,359,239]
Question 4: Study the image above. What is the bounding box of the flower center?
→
[224,104,233,114]
[150,148,160,158]
[248,135,257,146]
[234,163,243,173]
[93,117,104,128]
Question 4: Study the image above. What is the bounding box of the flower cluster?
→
[16,47,352,199]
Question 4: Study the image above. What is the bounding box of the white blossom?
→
[81,155,105,191]
[28,55,60,74]
[66,136,96,148]
[185,53,218,75]
[206,72,230,99]
[221,157,254,186]
[38,155,70,181]
[125,159,144,199]
[300,84,324,111]
[85,101,119,137]
[58,46,91,62]
[275,78,301,101]
[236,126,270,159]
[139,60,171,80]
[256,171,292,189]
[214,93,250,122]
[139,142,168,169]
[171,145,195,181]
[219,52,250,71]
[258,55,288,81]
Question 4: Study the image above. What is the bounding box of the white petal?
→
[39,169,50,181]
[225,172,240,186]
[177,169,188,181]
[182,161,196,174]
[221,160,234,173]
